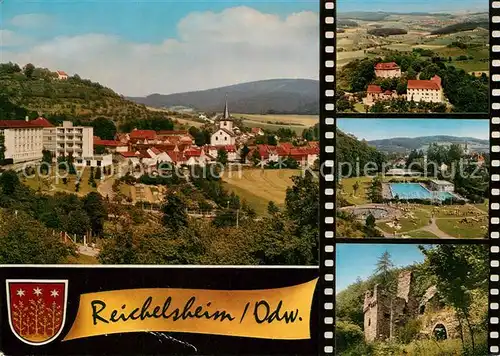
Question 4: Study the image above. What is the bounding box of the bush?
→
[396,318,421,344]
[336,320,365,353]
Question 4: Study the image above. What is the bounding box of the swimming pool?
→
[390,183,454,201]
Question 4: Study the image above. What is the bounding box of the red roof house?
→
[129,129,157,140]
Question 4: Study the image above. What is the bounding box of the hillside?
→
[368,135,489,153]
[0,62,181,124]
[430,21,489,35]
[336,130,386,177]
[127,79,319,115]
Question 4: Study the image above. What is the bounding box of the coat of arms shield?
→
[5,279,68,346]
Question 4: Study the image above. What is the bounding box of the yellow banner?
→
[63,278,318,341]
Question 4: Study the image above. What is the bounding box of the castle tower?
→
[396,270,417,317]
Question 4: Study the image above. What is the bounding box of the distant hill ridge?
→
[127,79,319,115]
[368,135,489,153]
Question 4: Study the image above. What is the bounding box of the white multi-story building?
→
[0,119,45,164]
[43,121,93,161]
[407,75,444,103]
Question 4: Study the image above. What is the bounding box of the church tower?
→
[219,94,233,133]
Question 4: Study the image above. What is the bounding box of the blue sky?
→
[2,0,319,44]
[337,119,489,141]
[338,0,487,13]
[336,244,428,293]
[0,1,319,96]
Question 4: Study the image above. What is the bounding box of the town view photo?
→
[336,119,489,239]
[336,0,489,114]
[335,243,489,356]
[0,2,320,265]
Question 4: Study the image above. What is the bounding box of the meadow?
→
[222,168,302,215]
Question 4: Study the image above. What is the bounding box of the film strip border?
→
[320,0,335,354]
[492,2,500,354]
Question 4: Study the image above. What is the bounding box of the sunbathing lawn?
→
[474,199,489,213]
[435,216,488,239]
[419,204,488,219]
[377,209,431,234]
[339,176,373,205]
[405,230,440,239]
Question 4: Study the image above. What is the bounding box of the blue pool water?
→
[390,183,454,201]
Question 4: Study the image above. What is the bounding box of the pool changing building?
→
[429,180,454,193]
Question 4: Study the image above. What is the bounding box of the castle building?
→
[374,62,402,78]
[407,75,444,103]
[363,85,399,106]
[210,96,236,146]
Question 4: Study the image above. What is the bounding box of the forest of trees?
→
[367,28,408,37]
[336,246,489,356]
[430,21,489,35]
[0,161,319,266]
[101,169,318,265]
[336,130,386,178]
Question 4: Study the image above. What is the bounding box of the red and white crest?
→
[6,279,68,346]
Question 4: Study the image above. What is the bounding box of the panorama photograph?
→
[336,0,489,114]
[0,1,320,265]
[335,243,489,356]
[336,119,489,239]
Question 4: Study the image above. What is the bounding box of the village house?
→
[407,75,444,103]
[56,70,68,80]
[93,137,129,153]
[374,62,401,78]
[251,127,265,136]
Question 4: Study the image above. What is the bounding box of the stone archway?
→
[432,323,447,340]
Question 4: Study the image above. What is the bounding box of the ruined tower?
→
[363,284,391,342]
[363,271,418,342]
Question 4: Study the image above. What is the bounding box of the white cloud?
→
[1,7,319,96]
[0,30,29,47]
[9,13,53,28]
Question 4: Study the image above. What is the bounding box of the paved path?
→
[77,244,100,257]
[97,177,115,201]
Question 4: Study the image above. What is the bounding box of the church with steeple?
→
[210,95,236,146]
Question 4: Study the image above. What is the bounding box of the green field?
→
[222,168,302,215]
